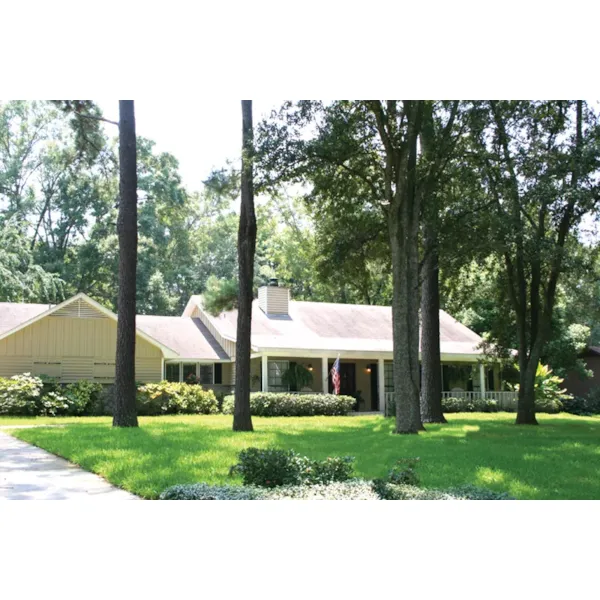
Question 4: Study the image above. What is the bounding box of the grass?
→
[6,413,600,500]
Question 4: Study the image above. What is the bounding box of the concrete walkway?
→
[0,432,139,500]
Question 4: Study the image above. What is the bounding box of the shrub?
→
[534,396,563,414]
[222,392,356,417]
[264,480,379,500]
[0,373,44,415]
[136,381,218,415]
[63,381,104,416]
[371,482,513,500]
[386,457,420,486]
[37,390,72,416]
[160,483,265,500]
[230,447,355,488]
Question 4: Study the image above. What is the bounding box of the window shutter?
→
[214,363,222,384]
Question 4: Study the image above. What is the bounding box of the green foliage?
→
[202,276,239,316]
[442,397,500,413]
[136,381,218,415]
[385,457,420,486]
[280,363,313,391]
[562,389,600,416]
[63,381,104,416]
[264,480,378,500]
[221,392,356,416]
[510,363,573,412]
[160,483,264,500]
[371,482,513,500]
[0,373,44,415]
[230,447,355,488]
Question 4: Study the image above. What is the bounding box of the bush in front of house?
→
[221,392,356,417]
[160,483,265,500]
[265,480,379,500]
[136,381,219,415]
[229,447,355,488]
[0,373,44,415]
[371,481,514,500]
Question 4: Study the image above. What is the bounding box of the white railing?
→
[383,391,519,415]
[441,391,518,410]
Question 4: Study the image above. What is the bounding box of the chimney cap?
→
[268,278,279,287]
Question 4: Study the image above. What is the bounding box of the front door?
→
[329,362,356,396]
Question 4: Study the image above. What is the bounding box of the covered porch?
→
[256,354,517,413]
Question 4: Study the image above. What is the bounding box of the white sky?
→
[96,99,283,193]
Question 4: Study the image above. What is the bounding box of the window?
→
[182,363,197,383]
[165,363,180,382]
[268,360,289,391]
[199,364,214,385]
[384,362,394,393]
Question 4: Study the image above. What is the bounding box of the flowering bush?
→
[229,447,355,488]
[0,373,44,415]
[136,381,218,415]
[371,482,513,500]
[265,480,378,500]
[222,392,356,416]
[160,483,265,500]
[63,380,104,415]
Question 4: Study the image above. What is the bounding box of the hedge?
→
[136,381,219,415]
[222,392,356,416]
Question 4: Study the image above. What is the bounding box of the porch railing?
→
[384,390,518,415]
[441,391,518,410]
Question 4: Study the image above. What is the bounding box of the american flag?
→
[331,357,341,395]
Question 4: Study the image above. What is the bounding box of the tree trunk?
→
[516,356,539,425]
[233,100,256,432]
[420,223,446,423]
[389,105,422,434]
[113,100,139,428]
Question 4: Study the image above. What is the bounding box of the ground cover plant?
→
[6,413,600,500]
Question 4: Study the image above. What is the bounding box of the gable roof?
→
[0,293,179,358]
[136,316,230,361]
[201,299,484,357]
[0,302,50,337]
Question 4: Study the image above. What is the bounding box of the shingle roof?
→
[0,301,230,361]
[0,302,52,336]
[205,300,483,356]
[135,316,230,360]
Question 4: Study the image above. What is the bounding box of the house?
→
[563,346,600,398]
[0,281,515,412]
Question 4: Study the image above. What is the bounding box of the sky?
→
[96,99,283,193]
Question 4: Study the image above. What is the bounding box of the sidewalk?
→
[0,432,139,500]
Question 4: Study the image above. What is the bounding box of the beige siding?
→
[189,306,236,358]
[258,286,289,315]
[0,309,162,383]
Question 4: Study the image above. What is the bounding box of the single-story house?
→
[0,281,516,412]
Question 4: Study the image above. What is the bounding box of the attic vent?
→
[50,299,108,319]
[258,283,289,316]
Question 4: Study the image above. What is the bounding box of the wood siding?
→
[0,309,162,383]
[258,286,289,315]
[189,305,236,358]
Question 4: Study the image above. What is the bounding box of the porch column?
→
[321,357,328,393]
[261,355,269,392]
[479,363,486,398]
[378,358,385,413]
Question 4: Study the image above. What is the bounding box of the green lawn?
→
[7,413,600,499]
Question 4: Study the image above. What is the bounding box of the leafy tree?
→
[233,101,256,432]
[467,100,600,424]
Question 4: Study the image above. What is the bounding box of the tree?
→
[418,101,461,424]
[233,100,257,432]
[468,101,600,424]
[113,100,139,428]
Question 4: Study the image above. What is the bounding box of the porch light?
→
[366,367,371,373]
[307,364,313,371]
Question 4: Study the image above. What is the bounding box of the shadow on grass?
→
[11,414,600,499]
